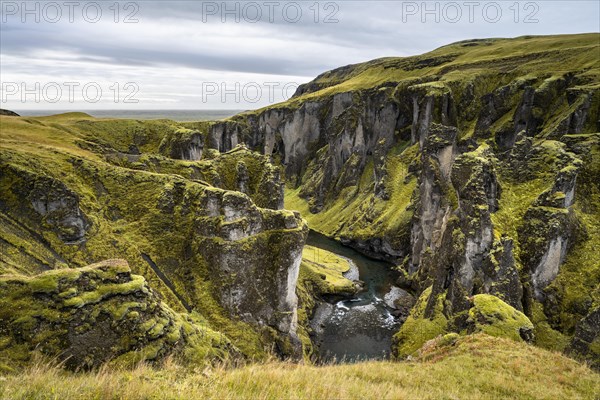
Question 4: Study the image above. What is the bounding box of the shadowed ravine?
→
[306,231,403,362]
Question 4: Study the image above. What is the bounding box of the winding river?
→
[306,231,404,362]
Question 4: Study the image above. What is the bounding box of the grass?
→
[230,33,599,116]
[0,334,598,400]
[0,112,306,360]
[284,142,417,249]
[301,245,355,294]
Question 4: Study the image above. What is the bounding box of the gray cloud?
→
[1,1,598,109]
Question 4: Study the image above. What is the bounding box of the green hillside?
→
[1,335,598,400]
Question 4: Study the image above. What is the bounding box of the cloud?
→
[1,0,598,110]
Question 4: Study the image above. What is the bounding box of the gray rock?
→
[0,109,19,116]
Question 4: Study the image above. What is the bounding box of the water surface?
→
[306,231,402,362]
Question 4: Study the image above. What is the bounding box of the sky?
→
[1,1,599,111]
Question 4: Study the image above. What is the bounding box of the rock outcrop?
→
[0,114,307,361]
[0,260,234,370]
[466,294,534,342]
[1,165,89,243]
[568,306,600,370]
[1,33,598,368]
[159,127,204,160]
[0,109,19,116]
[392,289,534,358]
[204,34,600,362]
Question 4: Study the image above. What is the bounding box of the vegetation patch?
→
[1,334,598,400]
[467,294,534,342]
[300,245,355,294]
[393,287,448,358]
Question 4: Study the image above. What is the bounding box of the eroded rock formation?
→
[0,260,235,369]
[205,34,600,363]
[0,115,307,363]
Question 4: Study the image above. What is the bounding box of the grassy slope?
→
[285,142,418,245]
[301,245,354,292]
[1,335,598,400]
[0,113,299,359]
[234,33,599,116]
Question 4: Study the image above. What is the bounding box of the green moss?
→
[300,245,355,294]
[146,317,169,339]
[0,261,234,370]
[294,275,316,360]
[543,142,600,335]
[438,332,460,347]
[109,302,146,320]
[63,275,147,308]
[467,294,533,342]
[531,302,570,351]
[491,176,551,266]
[27,273,69,293]
[393,287,448,358]
[0,110,307,361]
[3,32,600,371]
[285,142,417,250]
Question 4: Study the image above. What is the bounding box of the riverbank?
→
[304,231,410,362]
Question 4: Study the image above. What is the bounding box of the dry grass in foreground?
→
[1,334,598,400]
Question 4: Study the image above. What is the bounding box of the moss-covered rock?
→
[272,35,599,362]
[466,294,534,342]
[213,34,598,260]
[0,113,307,361]
[158,127,204,160]
[392,287,448,358]
[0,260,233,370]
[393,292,534,359]
[568,306,600,370]
[1,165,89,244]
[2,33,600,369]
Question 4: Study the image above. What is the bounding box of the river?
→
[306,231,404,362]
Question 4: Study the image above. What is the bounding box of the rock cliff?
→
[0,259,235,369]
[1,33,598,368]
[0,113,307,362]
[206,33,600,363]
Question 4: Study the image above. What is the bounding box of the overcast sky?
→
[1,1,599,111]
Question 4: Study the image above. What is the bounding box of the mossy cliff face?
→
[15,170,89,244]
[209,34,600,364]
[0,113,307,361]
[0,260,234,370]
[77,117,284,210]
[213,34,598,259]
[393,289,534,358]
